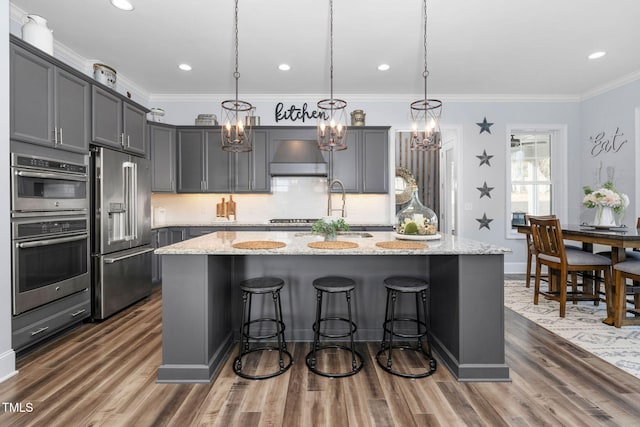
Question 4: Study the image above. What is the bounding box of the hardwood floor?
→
[2,284,640,426]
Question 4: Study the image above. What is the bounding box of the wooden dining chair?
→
[613,260,640,327]
[529,216,613,318]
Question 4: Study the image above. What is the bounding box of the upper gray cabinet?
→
[177,128,231,193]
[176,127,268,193]
[149,123,176,192]
[10,42,90,153]
[360,128,389,193]
[235,129,270,193]
[323,126,389,194]
[91,86,147,156]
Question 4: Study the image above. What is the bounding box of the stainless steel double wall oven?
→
[10,152,91,315]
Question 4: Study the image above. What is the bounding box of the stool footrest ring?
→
[305,345,364,378]
[376,345,437,379]
[233,346,293,380]
[313,316,358,339]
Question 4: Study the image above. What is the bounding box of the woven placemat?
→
[308,241,359,250]
[376,241,428,250]
[232,241,286,250]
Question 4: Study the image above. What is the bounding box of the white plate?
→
[393,232,441,241]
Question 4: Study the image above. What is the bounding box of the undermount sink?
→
[295,232,373,238]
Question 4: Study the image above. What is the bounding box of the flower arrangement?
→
[397,215,437,235]
[582,181,629,214]
[311,218,350,240]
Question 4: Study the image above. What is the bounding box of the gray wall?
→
[1,0,17,382]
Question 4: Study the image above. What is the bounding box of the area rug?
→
[504,280,640,379]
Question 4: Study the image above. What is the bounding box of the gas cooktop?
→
[269,218,319,224]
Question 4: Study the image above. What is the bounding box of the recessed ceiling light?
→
[278,64,291,71]
[588,51,606,60]
[178,63,192,71]
[110,0,134,11]
[377,64,390,71]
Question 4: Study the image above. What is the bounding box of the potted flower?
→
[311,218,350,241]
[582,181,629,226]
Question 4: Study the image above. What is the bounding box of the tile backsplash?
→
[152,177,391,225]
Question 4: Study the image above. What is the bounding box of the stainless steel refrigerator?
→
[91,146,153,320]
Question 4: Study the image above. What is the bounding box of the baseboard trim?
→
[0,349,17,383]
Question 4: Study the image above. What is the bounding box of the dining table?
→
[517,223,640,325]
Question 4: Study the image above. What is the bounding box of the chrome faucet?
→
[327,179,346,217]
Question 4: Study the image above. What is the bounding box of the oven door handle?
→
[17,233,89,248]
[15,170,88,182]
[104,247,155,264]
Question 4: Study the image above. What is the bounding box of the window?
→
[506,126,567,239]
[510,133,552,217]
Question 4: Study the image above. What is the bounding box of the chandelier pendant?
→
[221,0,253,153]
[317,0,348,152]
[410,0,442,152]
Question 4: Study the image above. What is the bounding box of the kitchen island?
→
[155,231,511,383]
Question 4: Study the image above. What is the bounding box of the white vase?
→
[594,205,616,227]
[21,15,54,55]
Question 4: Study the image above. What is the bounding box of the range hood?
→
[269,140,328,176]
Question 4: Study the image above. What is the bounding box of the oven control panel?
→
[14,155,87,175]
[14,218,88,239]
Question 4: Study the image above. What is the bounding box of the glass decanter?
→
[395,185,438,235]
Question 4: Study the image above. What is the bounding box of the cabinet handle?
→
[52,128,58,144]
[126,135,130,148]
[120,133,125,147]
[30,326,49,336]
[70,309,86,317]
[58,127,63,144]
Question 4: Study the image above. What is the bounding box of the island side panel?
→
[429,254,510,381]
[233,254,429,342]
[158,254,233,383]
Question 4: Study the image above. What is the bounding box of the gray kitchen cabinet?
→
[177,129,205,192]
[92,85,147,156]
[152,228,169,284]
[324,130,359,192]
[169,227,187,244]
[205,130,232,193]
[10,42,90,153]
[361,128,389,193]
[235,129,270,193]
[322,127,389,194]
[177,128,231,193]
[149,123,176,192]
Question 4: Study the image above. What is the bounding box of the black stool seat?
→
[313,276,356,293]
[306,276,363,378]
[240,277,284,293]
[377,276,437,379]
[384,276,429,292]
[233,276,292,380]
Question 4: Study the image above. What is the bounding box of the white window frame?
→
[505,124,568,239]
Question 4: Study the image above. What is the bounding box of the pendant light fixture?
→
[410,0,442,151]
[221,0,253,152]
[317,0,348,152]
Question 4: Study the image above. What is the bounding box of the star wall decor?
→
[476,213,493,230]
[477,181,494,199]
[476,149,493,167]
[476,117,494,134]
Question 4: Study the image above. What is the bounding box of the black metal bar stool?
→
[233,276,293,380]
[376,276,437,378]
[306,276,364,377]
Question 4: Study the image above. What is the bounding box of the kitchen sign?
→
[274,102,328,123]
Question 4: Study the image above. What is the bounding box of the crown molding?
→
[580,70,640,101]
[149,92,581,104]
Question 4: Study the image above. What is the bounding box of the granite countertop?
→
[155,230,511,256]
[152,221,393,229]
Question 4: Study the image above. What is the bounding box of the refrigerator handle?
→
[123,161,138,241]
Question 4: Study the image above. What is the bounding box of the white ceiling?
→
[10,0,640,98]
